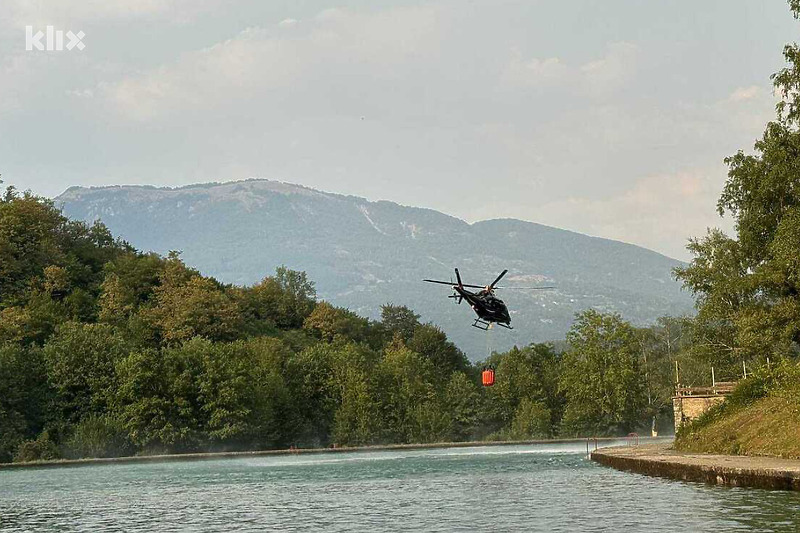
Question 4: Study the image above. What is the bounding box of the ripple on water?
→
[1,445,799,532]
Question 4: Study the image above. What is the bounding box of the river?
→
[1,441,799,532]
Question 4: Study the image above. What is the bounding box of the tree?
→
[508,399,551,440]
[635,317,693,433]
[443,372,481,441]
[484,343,562,435]
[198,338,293,449]
[43,322,129,424]
[0,345,49,462]
[114,342,206,451]
[244,267,316,330]
[240,337,294,448]
[675,1,800,365]
[380,304,420,342]
[98,253,164,325]
[559,310,645,436]
[0,190,70,307]
[303,301,369,343]
[332,365,381,446]
[376,341,438,443]
[0,188,126,312]
[284,344,339,446]
[408,324,470,381]
[114,349,172,450]
[145,253,243,344]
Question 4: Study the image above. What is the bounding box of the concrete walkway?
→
[591,442,800,491]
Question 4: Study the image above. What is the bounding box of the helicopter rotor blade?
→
[424,279,485,289]
[423,279,457,286]
[494,286,556,290]
[489,269,508,290]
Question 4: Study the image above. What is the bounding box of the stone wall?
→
[672,395,726,431]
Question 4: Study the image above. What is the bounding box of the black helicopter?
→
[423,269,554,330]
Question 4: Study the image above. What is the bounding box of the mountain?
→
[56,179,694,359]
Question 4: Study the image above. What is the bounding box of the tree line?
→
[1,185,697,463]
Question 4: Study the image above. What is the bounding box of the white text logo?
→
[26,26,85,51]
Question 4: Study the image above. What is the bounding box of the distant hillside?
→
[57,179,694,358]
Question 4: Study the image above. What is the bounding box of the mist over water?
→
[2,443,799,532]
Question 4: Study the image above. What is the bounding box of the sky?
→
[1,0,797,260]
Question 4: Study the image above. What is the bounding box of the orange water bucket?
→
[482,368,495,387]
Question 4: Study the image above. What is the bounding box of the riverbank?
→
[0,436,671,471]
[591,442,800,491]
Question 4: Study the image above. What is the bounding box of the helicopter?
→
[423,268,555,330]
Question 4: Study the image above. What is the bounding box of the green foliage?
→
[675,359,800,458]
[332,365,381,446]
[377,341,438,443]
[14,431,60,463]
[508,399,551,440]
[98,253,164,325]
[284,343,339,446]
[635,316,693,430]
[63,414,134,459]
[380,304,420,342]
[0,187,127,312]
[483,344,562,436]
[0,344,50,462]
[145,255,243,343]
[303,301,369,343]
[675,4,800,365]
[0,184,685,461]
[559,310,646,437]
[44,322,129,423]
[243,267,316,330]
[114,348,188,450]
[443,372,482,441]
[408,324,470,381]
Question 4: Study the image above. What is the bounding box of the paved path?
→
[591,442,800,491]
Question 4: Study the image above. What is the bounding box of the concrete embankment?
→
[591,442,800,491]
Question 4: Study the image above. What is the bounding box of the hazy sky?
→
[2,1,797,259]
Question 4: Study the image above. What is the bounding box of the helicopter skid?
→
[471,319,513,330]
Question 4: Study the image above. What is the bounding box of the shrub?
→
[14,431,60,463]
[63,414,134,459]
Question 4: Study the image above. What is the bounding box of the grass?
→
[675,360,800,459]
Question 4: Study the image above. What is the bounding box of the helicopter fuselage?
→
[453,286,511,328]
[425,268,554,330]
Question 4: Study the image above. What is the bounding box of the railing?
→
[586,437,598,456]
[675,381,736,397]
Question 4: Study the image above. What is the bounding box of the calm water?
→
[2,442,799,532]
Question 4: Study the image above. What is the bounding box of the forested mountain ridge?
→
[57,179,693,358]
